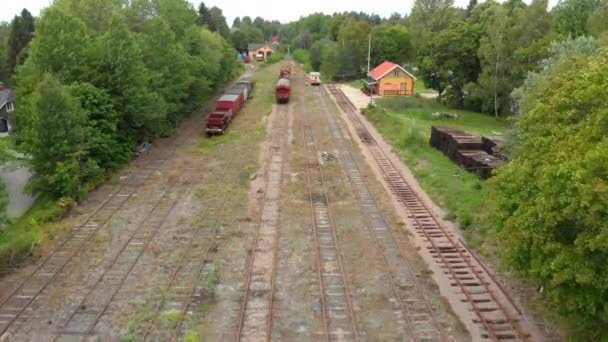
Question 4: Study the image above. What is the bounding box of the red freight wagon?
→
[224,87,246,107]
[216,94,241,116]
[224,84,247,107]
[275,78,290,104]
[206,110,232,136]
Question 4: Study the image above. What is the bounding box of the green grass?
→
[0,196,74,274]
[351,80,365,89]
[364,97,510,248]
[413,79,432,94]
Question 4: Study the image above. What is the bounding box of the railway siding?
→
[301,107,360,341]
[326,84,536,341]
[237,103,288,341]
[316,87,451,341]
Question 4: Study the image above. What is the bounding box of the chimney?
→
[0,82,4,90]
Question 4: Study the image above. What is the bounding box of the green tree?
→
[477,4,509,117]
[70,82,130,171]
[90,14,166,141]
[410,0,460,39]
[27,7,91,82]
[206,7,230,38]
[336,17,368,79]
[553,0,598,37]
[419,20,480,105]
[232,17,241,28]
[320,42,339,80]
[490,47,608,339]
[155,0,197,39]
[0,23,10,82]
[370,25,414,66]
[24,74,89,198]
[7,9,35,76]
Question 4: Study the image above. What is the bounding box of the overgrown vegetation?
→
[363,98,508,241]
[0,0,241,273]
[0,196,73,274]
[489,47,608,339]
[262,51,285,65]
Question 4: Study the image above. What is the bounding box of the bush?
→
[264,52,285,65]
[490,48,608,339]
[292,48,311,71]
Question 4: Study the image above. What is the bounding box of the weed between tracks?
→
[159,64,279,340]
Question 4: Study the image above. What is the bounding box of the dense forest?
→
[1,0,608,338]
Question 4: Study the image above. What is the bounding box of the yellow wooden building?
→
[363,61,416,96]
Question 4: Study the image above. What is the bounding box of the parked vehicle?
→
[243,55,252,63]
[256,51,265,62]
[280,65,292,79]
[216,94,241,116]
[275,78,291,104]
[309,72,321,86]
[206,110,231,135]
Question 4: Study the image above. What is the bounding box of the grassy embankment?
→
[363,96,510,251]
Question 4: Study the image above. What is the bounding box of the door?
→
[0,118,8,133]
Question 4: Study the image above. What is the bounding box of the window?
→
[6,102,14,112]
[394,69,399,76]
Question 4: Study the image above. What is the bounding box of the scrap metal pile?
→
[430,126,505,179]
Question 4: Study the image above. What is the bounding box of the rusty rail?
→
[325,84,530,341]
[315,87,449,341]
[236,103,287,341]
[301,105,360,341]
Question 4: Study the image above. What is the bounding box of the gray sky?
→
[1,0,559,24]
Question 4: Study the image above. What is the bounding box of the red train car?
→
[216,94,241,116]
[275,78,290,104]
[224,86,246,106]
[279,65,291,79]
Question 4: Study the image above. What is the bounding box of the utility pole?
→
[368,34,373,107]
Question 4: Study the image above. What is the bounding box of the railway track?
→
[236,103,287,341]
[51,183,185,341]
[315,87,450,341]
[0,146,176,339]
[325,84,531,341]
[138,165,241,342]
[301,107,360,342]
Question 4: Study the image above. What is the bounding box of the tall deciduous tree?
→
[419,20,480,105]
[24,74,88,198]
[478,4,509,117]
[370,25,414,66]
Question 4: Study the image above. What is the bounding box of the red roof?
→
[368,61,417,81]
[369,61,397,80]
